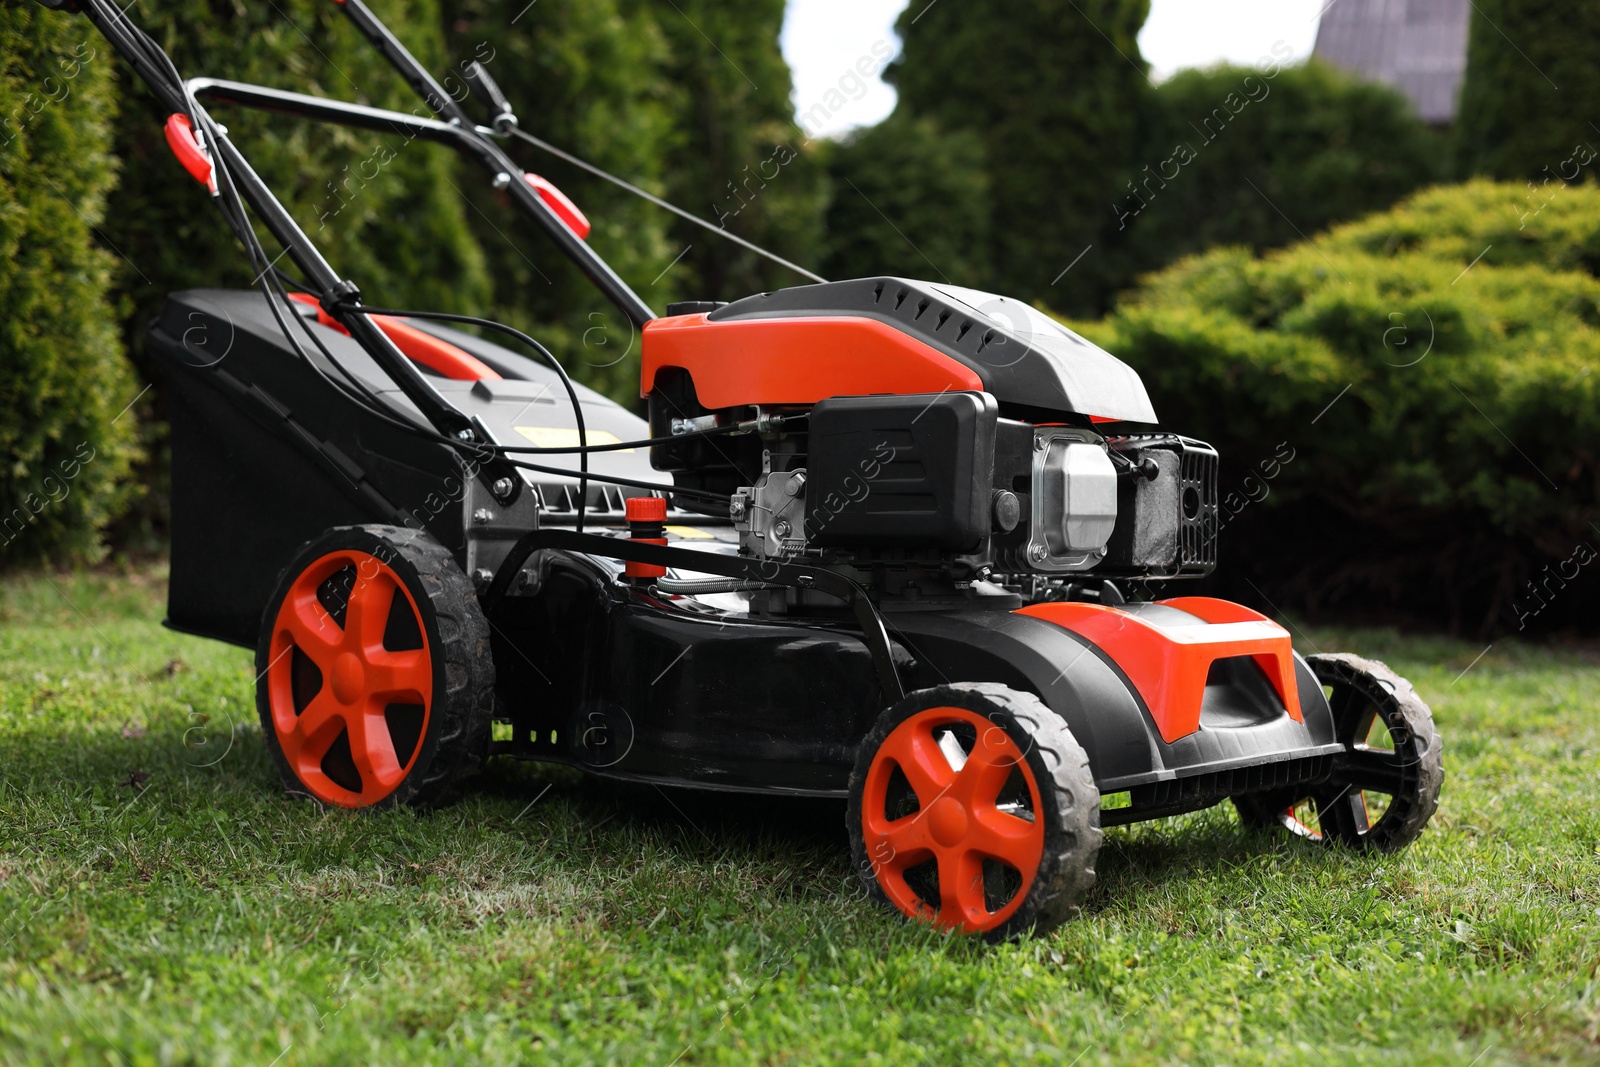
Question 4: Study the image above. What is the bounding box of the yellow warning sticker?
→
[665,525,715,539]
[513,426,632,452]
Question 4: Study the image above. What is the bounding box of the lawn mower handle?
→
[463,61,517,132]
[329,0,656,328]
[62,0,532,507]
[184,78,475,146]
[330,0,477,129]
[183,78,651,330]
[63,0,657,327]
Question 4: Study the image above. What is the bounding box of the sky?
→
[780,0,1329,140]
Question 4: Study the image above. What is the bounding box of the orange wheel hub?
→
[265,549,432,807]
[860,707,1046,933]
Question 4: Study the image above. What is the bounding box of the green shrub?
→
[1323,178,1600,275]
[1074,180,1600,633]
[821,115,991,285]
[0,5,139,565]
[887,0,1151,314]
[1457,0,1600,181]
[1113,61,1444,301]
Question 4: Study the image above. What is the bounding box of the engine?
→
[640,277,1219,592]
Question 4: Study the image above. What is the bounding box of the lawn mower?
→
[52,0,1442,939]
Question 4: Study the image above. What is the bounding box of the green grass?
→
[1,566,1598,1065]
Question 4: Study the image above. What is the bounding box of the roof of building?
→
[1312,0,1471,124]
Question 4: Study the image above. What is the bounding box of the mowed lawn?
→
[0,567,1597,1066]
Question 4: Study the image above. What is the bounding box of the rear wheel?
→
[1234,653,1442,851]
[847,683,1100,940]
[255,525,494,809]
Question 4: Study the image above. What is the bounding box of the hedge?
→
[887,0,1151,314]
[854,21,1437,318]
[821,115,992,286]
[0,5,139,565]
[1112,61,1443,303]
[1073,180,1600,634]
[1456,0,1600,181]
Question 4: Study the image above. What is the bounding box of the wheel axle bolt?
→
[472,508,494,525]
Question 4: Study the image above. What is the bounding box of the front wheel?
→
[255,525,495,809]
[1235,653,1442,851]
[847,683,1101,940]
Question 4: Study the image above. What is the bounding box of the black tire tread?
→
[1233,652,1442,852]
[988,685,1102,933]
[373,525,496,808]
[1307,652,1442,852]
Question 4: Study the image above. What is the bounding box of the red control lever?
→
[164,114,217,195]
[525,174,591,240]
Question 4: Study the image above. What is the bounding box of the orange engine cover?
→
[641,312,982,408]
[1017,596,1302,743]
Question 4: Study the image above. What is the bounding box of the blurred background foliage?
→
[1072,181,1600,635]
[2,0,1596,634]
[650,0,828,304]
[1112,61,1448,299]
[820,115,992,285]
[879,0,1153,315]
[0,3,138,566]
[1455,0,1600,181]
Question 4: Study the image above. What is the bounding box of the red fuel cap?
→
[625,496,668,580]
[625,496,668,523]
